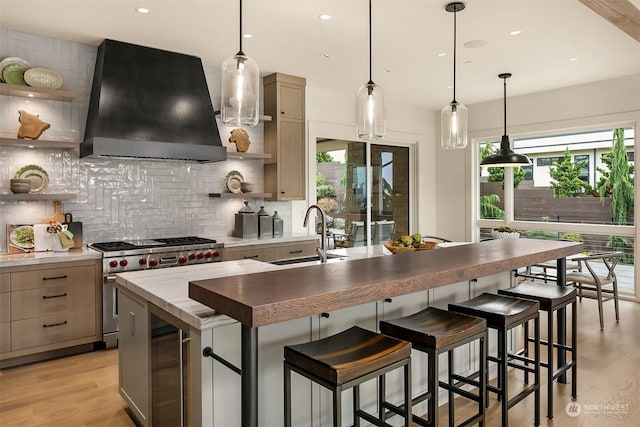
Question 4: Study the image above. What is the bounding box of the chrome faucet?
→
[303,204,327,263]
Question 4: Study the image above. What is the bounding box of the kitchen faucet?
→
[303,204,327,263]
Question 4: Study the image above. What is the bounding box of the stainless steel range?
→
[89,236,224,347]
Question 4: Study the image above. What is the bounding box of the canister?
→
[234,201,258,238]
[272,211,283,236]
[257,206,272,237]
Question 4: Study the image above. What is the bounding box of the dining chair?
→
[565,251,623,329]
[372,220,395,244]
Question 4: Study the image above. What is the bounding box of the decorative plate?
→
[10,225,35,249]
[24,68,63,89]
[2,63,29,85]
[0,57,31,83]
[225,170,244,193]
[14,164,49,194]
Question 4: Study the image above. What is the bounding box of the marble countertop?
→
[0,247,102,268]
[114,245,390,331]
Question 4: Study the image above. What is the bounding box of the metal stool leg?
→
[448,349,455,427]
[534,317,541,426]
[284,362,292,427]
[353,384,360,427]
[499,326,509,427]
[571,299,578,399]
[547,310,554,419]
[428,348,439,426]
[333,386,342,427]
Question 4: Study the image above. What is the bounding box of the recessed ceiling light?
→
[437,52,447,57]
[243,33,253,39]
[447,85,453,89]
[382,69,391,73]
[464,60,473,64]
[135,7,150,14]
[569,57,579,62]
[509,30,522,36]
[319,14,331,20]
[463,40,488,49]
[320,53,331,58]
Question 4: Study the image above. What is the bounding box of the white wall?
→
[435,74,640,240]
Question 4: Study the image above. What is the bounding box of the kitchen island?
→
[115,238,581,426]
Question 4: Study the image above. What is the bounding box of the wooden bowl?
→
[384,240,438,254]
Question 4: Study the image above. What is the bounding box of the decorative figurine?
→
[229,128,251,152]
[17,110,50,139]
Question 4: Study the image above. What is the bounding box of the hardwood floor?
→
[0,298,638,426]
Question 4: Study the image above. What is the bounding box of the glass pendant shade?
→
[441,101,468,149]
[221,52,259,127]
[356,82,386,140]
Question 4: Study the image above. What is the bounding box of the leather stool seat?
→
[380,307,487,427]
[499,281,577,419]
[284,325,412,427]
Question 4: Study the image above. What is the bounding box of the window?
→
[537,156,564,167]
[574,154,590,183]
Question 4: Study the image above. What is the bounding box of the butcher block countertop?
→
[189,239,583,328]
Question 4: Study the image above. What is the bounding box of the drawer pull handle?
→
[289,250,303,254]
[243,254,260,259]
[321,312,330,318]
[43,293,68,299]
[43,320,67,328]
[42,275,68,281]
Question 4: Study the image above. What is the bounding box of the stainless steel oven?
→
[90,236,223,347]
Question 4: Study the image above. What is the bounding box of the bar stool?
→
[449,293,541,427]
[380,307,487,427]
[498,281,577,419]
[284,325,412,427]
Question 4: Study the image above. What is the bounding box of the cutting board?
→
[41,200,65,224]
[63,222,84,249]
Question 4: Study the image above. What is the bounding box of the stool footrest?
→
[507,383,539,410]
[553,360,576,381]
[355,408,396,427]
[440,380,481,402]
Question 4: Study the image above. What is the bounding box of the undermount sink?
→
[268,254,347,266]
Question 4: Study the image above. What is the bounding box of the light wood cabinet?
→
[223,239,317,262]
[0,260,101,362]
[263,73,306,201]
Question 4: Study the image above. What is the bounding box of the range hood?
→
[81,39,226,162]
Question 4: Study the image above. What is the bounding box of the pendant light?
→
[356,0,385,140]
[441,2,468,149]
[480,73,531,167]
[221,0,260,127]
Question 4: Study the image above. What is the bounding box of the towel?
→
[58,229,74,248]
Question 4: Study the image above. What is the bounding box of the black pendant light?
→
[441,2,467,149]
[356,0,385,140]
[221,0,260,127]
[480,73,530,167]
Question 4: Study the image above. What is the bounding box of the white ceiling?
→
[1,0,639,111]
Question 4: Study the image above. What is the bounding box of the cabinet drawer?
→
[0,273,9,293]
[11,265,95,292]
[273,242,317,260]
[224,247,275,262]
[11,283,95,321]
[11,310,96,351]
[0,322,9,353]
[0,293,9,323]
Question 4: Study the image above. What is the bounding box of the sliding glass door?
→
[316,138,410,247]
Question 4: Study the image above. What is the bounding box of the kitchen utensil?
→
[9,178,31,193]
[41,200,65,224]
[272,211,283,236]
[234,201,258,237]
[0,57,31,83]
[257,206,272,237]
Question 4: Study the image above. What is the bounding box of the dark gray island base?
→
[189,238,583,427]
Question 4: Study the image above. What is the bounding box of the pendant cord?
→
[452,8,457,102]
[368,0,373,84]
[238,0,244,54]
[503,76,507,136]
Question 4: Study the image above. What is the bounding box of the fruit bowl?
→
[384,240,438,254]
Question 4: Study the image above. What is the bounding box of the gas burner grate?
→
[90,241,140,252]
[153,236,217,246]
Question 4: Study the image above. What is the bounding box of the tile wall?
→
[0,29,292,252]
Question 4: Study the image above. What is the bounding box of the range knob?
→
[179,256,188,264]
[197,252,205,259]
[149,259,158,267]
[109,260,118,268]
[120,259,128,267]
[213,250,220,258]
[189,253,197,260]
[139,258,147,265]
[205,251,213,258]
